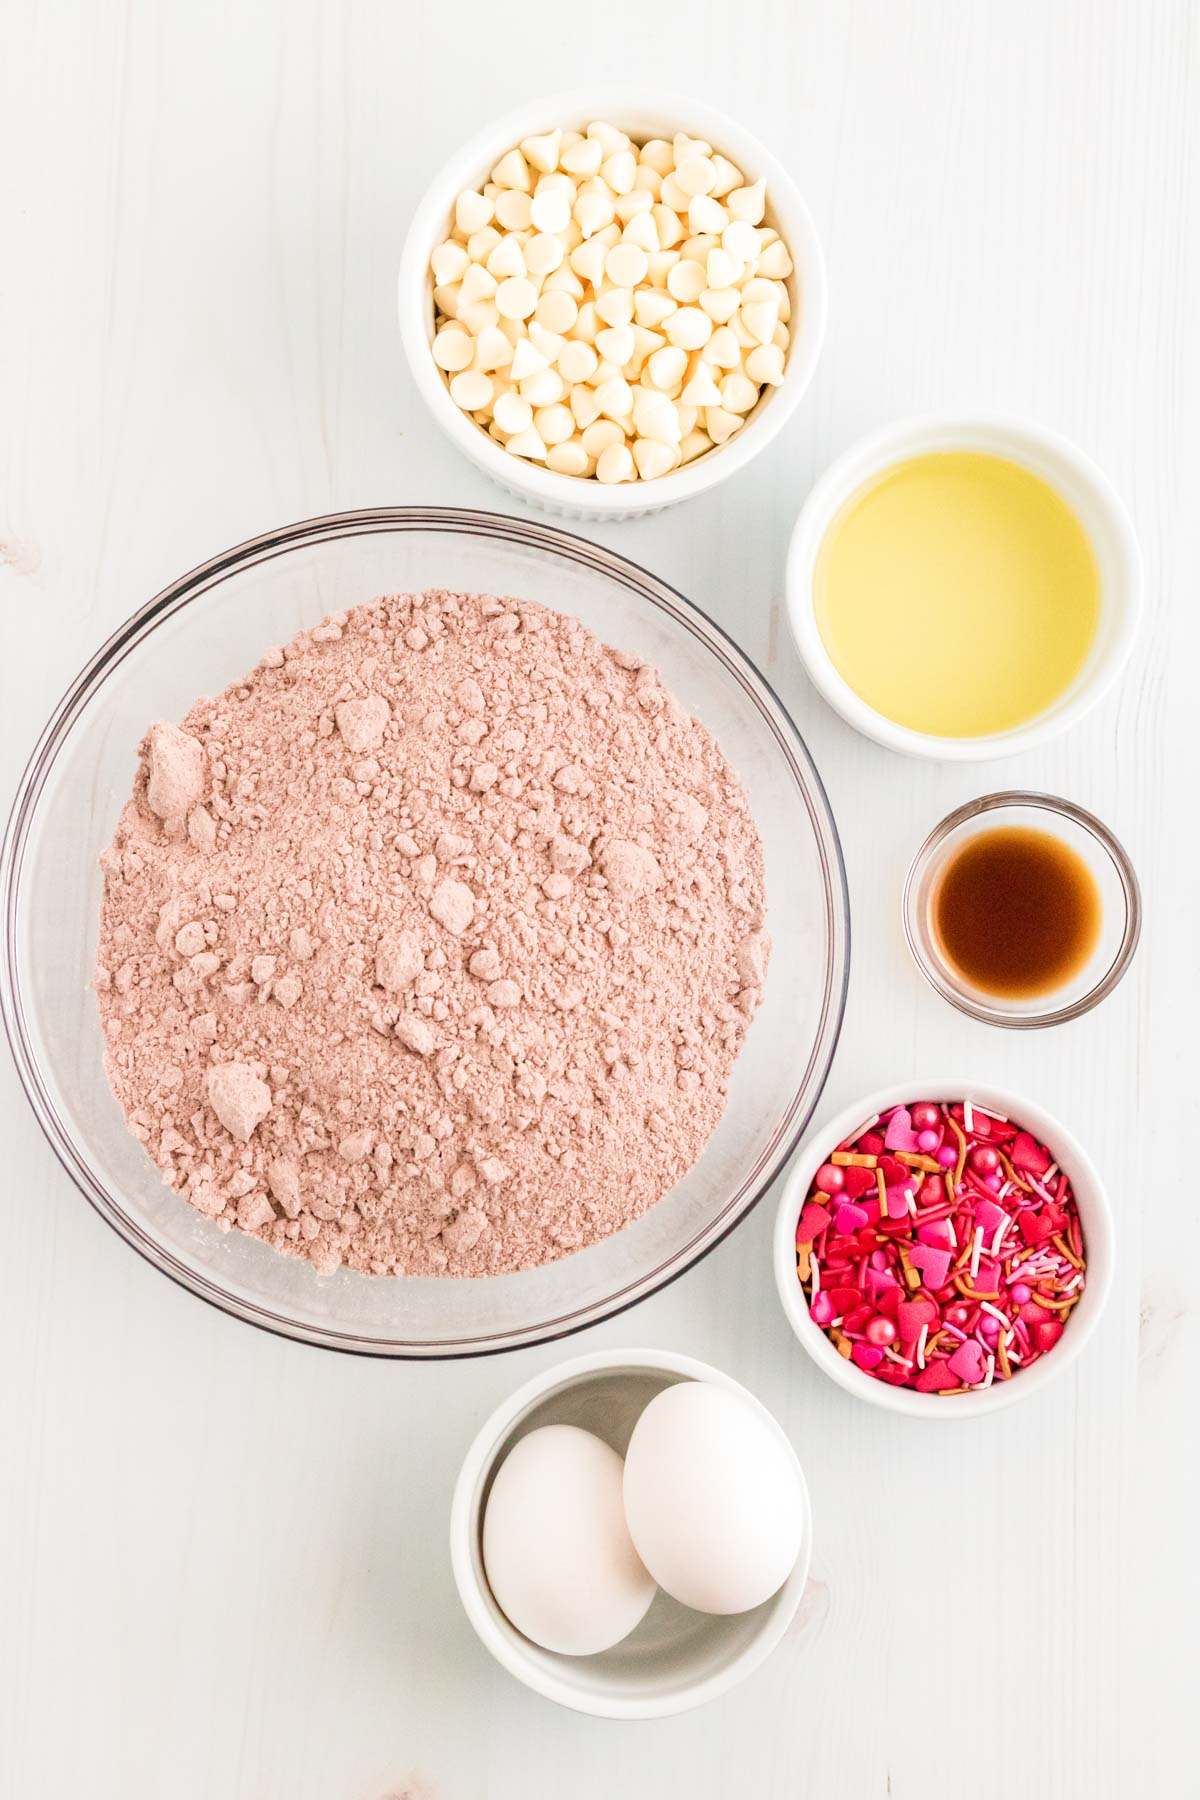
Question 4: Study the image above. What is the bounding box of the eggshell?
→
[622,1382,804,1614]
[482,1424,656,1655]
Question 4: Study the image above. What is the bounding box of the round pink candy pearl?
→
[814,1163,844,1195]
[1011,1282,1032,1305]
[911,1102,941,1132]
[917,1128,940,1153]
[865,1316,896,1347]
[936,1145,958,1168]
[984,1171,1002,1192]
[970,1145,1000,1175]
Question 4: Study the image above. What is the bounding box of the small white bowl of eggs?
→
[450,1347,813,1718]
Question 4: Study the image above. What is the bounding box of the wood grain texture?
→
[2,2,1197,1795]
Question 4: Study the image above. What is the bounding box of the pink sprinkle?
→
[973,1198,1007,1238]
[811,1289,835,1326]
[909,1243,952,1289]
[947,1339,986,1385]
[885,1184,910,1220]
[834,1201,869,1234]
[884,1107,922,1154]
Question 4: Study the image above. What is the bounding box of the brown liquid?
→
[930,825,1102,1000]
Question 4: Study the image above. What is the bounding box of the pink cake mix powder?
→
[95,588,769,1277]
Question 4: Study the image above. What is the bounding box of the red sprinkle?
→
[795,1100,1086,1394]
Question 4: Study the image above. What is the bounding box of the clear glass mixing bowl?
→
[0,508,848,1356]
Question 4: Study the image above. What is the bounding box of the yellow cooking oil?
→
[814,451,1100,737]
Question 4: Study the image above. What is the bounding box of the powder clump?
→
[94,588,769,1278]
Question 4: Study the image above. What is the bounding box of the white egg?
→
[622,1381,804,1614]
[482,1424,656,1655]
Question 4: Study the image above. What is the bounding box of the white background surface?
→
[2,3,1197,1796]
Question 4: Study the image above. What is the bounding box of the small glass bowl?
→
[902,792,1141,1029]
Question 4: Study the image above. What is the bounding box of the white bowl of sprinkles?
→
[773,1079,1115,1418]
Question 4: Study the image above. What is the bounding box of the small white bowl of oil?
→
[785,414,1141,761]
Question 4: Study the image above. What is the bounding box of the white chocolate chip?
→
[526,234,566,279]
[431,240,469,283]
[647,345,688,390]
[491,148,531,191]
[505,426,547,460]
[720,370,760,413]
[459,262,498,306]
[632,386,683,444]
[495,189,533,230]
[595,285,635,327]
[727,178,766,223]
[495,276,538,320]
[535,403,575,445]
[456,189,494,234]
[595,441,635,483]
[680,363,723,407]
[494,391,533,436]
[595,375,634,419]
[547,439,591,476]
[534,287,575,331]
[520,129,562,172]
[663,306,713,350]
[675,155,717,197]
[705,405,744,444]
[633,437,676,480]
[520,366,565,407]
[740,300,779,345]
[601,150,637,195]
[561,136,603,176]
[432,328,473,372]
[574,191,614,239]
[530,187,572,233]
[450,370,493,411]
[559,340,599,384]
[605,242,648,287]
[581,419,625,457]
[722,219,761,262]
[745,342,785,386]
[595,323,635,365]
[666,259,706,303]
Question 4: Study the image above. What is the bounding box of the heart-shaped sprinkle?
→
[1010,1130,1052,1176]
[908,1243,952,1290]
[947,1340,987,1384]
[796,1201,831,1244]
[884,1107,922,1154]
[840,1165,876,1200]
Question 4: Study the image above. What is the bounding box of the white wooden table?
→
[2,4,1196,1795]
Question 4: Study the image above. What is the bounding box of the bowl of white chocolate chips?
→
[399,89,827,517]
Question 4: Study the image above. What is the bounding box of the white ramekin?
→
[449,1347,813,1718]
[785,414,1142,758]
[398,88,827,521]
[773,1081,1114,1419]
